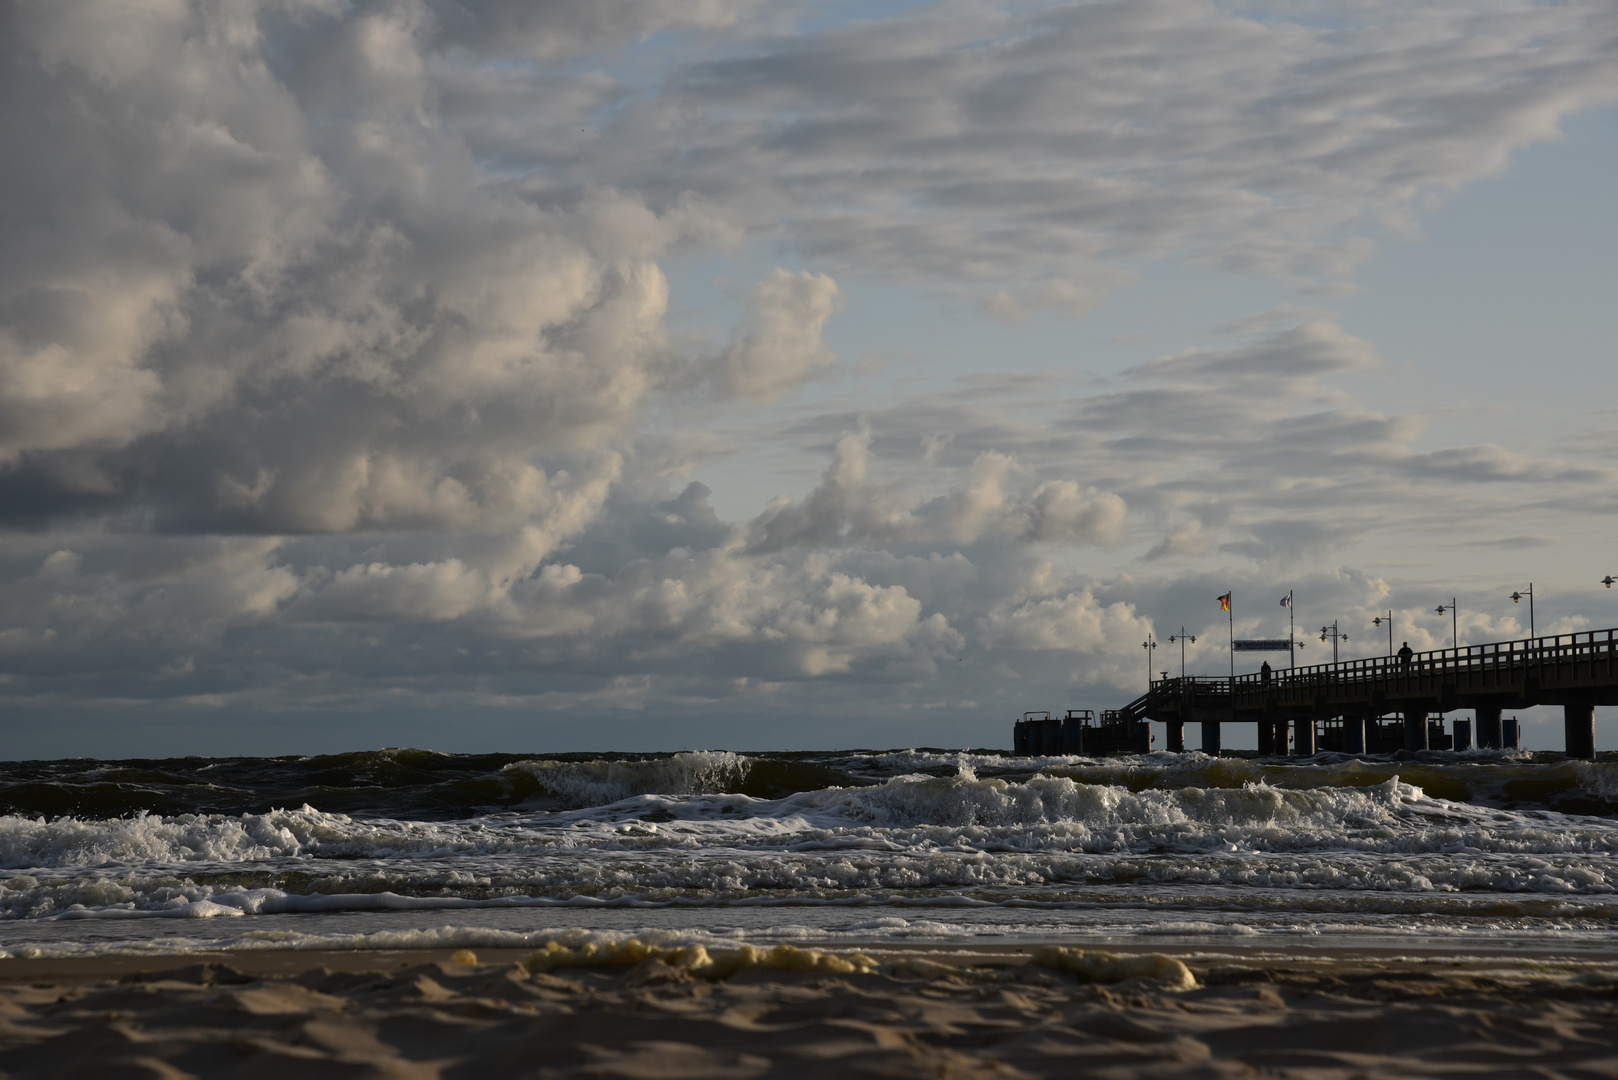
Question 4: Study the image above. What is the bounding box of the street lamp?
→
[1142,635,1158,689]
[1372,611,1394,655]
[1167,628,1196,680]
[1510,583,1535,638]
[1602,576,1615,589]
[1434,598,1458,649]
[1319,622,1348,664]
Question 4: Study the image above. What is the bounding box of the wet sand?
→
[4,944,1618,1077]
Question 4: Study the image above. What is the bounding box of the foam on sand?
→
[517,936,1197,988]
[523,939,880,978]
[1032,946,1198,990]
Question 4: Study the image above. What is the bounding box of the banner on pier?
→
[1233,639,1294,652]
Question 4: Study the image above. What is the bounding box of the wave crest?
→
[505,752,751,808]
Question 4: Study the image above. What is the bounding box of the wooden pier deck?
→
[1017,628,1618,758]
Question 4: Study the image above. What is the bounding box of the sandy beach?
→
[4,943,1618,1077]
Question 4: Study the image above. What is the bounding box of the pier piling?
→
[1165,719,1185,753]
[1476,707,1502,750]
[1293,716,1316,756]
[1343,714,1367,754]
[1403,709,1428,751]
[1041,716,1062,755]
[1565,703,1595,759]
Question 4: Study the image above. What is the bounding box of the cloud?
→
[428,0,758,61]
[744,309,1616,581]
[745,432,1128,553]
[711,268,843,402]
[1398,445,1610,485]
[979,589,1151,662]
[1012,480,1128,546]
[1145,521,1210,562]
[570,0,1618,309]
[1,2,1616,742]
[1126,318,1381,387]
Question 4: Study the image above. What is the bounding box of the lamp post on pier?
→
[1372,611,1394,656]
[1435,598,1458,649]
[1319,622,1347,664]
[1167,628,1196,680]
[1603,576,1615,589]
[1142,635,1158,689]
[1510,584,1535,638]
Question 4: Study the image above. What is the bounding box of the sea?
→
[3,747,1618,959]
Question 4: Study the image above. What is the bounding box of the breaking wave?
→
[5,748,1618,933]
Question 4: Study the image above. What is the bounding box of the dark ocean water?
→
[2,747,1617,957]
[0,749,871,821]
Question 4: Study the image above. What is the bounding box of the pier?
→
[1015,628,1618,758]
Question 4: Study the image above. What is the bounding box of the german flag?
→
[1217,593,1231,611]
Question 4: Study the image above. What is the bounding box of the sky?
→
[2,0,1617,759]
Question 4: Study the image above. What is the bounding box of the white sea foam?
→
[5,767,1618,928]
[5,773,1618,871]
[0,805,529,869]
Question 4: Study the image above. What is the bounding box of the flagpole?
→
[1287,590,1295,670]
[1228,593,1234,683]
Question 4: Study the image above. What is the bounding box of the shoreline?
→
[8,936,1618,979]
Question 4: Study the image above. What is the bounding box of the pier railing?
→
[1143,628,1618,711]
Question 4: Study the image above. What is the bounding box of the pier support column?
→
[1257,718,1275,756]
[1343,714,1367,755]
[1293,716,1316,756]
[1201,719,1221,755]
[1565,703,1595,759]
[1475,707,1502,750]
[1041,717,1063,756]
[1403,709,1429,751]
[1164,720,1184,754]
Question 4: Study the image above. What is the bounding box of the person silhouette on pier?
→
[1260,660,1272,688]
[1397,641,1414,668]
